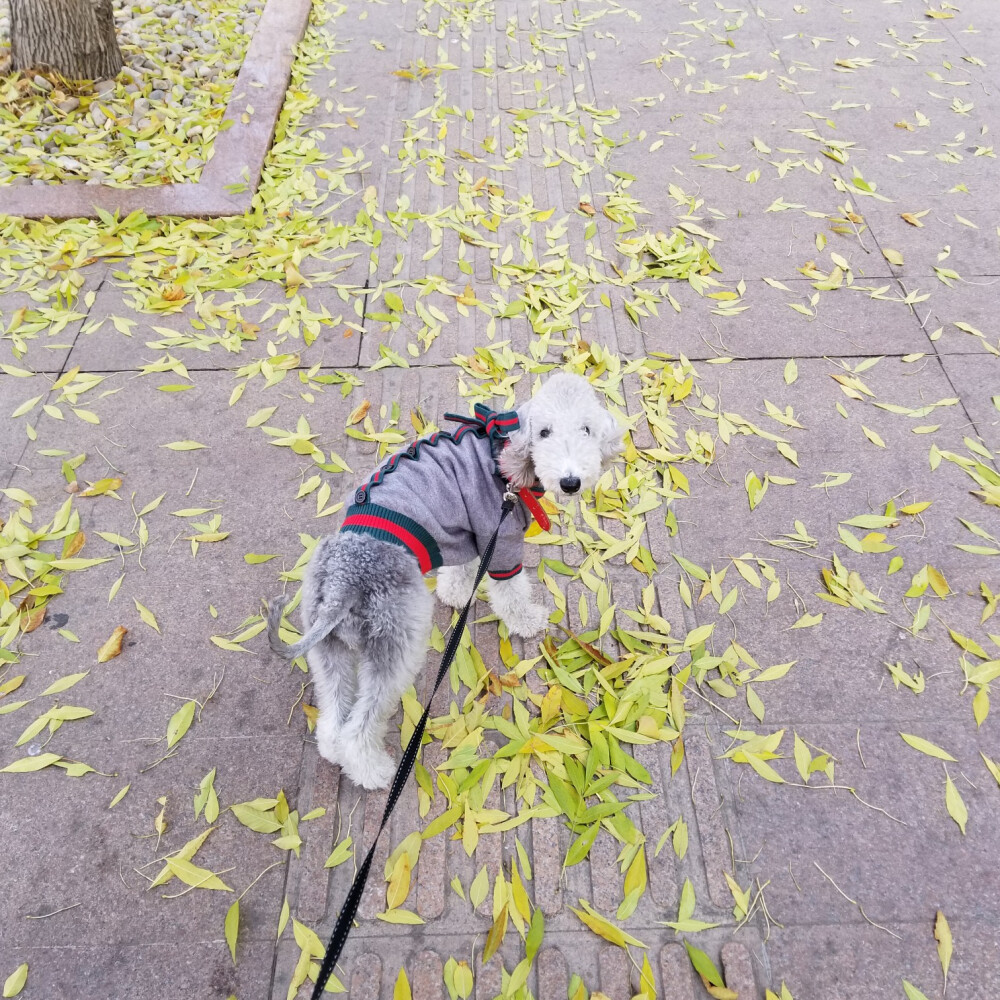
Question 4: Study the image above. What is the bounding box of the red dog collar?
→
[517,487,550,531]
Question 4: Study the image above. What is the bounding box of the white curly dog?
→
[267,372,622,789]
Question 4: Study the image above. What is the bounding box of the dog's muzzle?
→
[559,476,581,494]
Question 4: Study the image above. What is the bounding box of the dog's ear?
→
[500,398,535,488]
[597,409,625,469]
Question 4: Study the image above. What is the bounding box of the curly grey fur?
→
[267,533,433,789]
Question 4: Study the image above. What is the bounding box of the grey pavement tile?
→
[0,267,109,374]
[721,722,1000,925]
[938,354,1000,450]
[586,10,784,112]
[286,930,759,1000]
[945,23,1000,83]
[910,278,1000,355]
[0,374,55,487]
[1,738,298,950]
[682,212,895,282]
[621,276,930,359]
[0,941,276,1000]
[755,920,999,1000]
[863,208,1000,279]
[600,108,853,218]
[67,277,364,373]
[658,355,996,725]
[820,102,1000,202]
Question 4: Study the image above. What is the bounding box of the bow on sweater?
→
[443,403,520,442]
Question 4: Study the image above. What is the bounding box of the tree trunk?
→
[11,0,124,79]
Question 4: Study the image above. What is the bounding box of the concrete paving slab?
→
[652,355,996,728]
[915,278,1000,355]
[602,108,856,219]
[66,278,363,373]
[620,275,932,359]
[723,721,1000,927]
[938,353,1000,450]
[0,941,277,1000]
[863,208,1000,280]
[0,267,109,374]
[754,920,1000,1000]
[0,375,57,488]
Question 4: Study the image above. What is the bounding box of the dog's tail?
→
[266,598,348,661]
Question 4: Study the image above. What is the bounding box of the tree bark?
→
[11,0,124,79]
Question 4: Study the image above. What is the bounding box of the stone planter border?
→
[0,0,314,221]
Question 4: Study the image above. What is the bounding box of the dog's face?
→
[500,372,623,496]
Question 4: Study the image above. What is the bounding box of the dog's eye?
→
[582,425,591,435]
[539,428,551,439]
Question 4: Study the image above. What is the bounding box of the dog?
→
[266,372,623,789]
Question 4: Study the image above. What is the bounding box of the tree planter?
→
[11,0,124,79]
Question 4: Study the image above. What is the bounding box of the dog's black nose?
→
[560,476,581,494]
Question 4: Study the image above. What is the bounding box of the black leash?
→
[310,492,517,999]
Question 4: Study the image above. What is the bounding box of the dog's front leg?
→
[486,573,549,637]
[436,561,479,609]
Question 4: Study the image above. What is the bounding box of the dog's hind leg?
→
[338,577,433,791]
[305,634,357,766]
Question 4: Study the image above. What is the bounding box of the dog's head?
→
[499,372,624,496]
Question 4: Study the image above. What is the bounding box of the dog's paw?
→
[436,565,476,609]
[503,603,549,638]
[316,734,340,766]
[344,749,396,791]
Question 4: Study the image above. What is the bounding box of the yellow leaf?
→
[623,847,647,900]
[862,426,886,448]
[163,857,231,891]
[79,477,122,497]
[40,671,89,696]
[96,625,128,663]
[2,963,28,998]
[569,901,646,949]
[347,399,371,425]
[166,700,196,748]
[945,774,968,834]
[393,968,412,1000]
[638,953,656,1000]
[453,961,474,999]
[225,899,240,963]
[134,600,161,633]
[386,853,411,910]
[482,904,509,962]
[510,866,531,922]
[1,753,62,773]
[540,686,562,728]
[745,753,785,783]
[161,441,207,451]
[149,827,215,887]
[108,783,130,808]
[375,908,424,924]
[934,910,952,990]
[64,531,86,557]
[900,733,956,762]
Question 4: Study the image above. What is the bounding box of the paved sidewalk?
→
[1,1,998,999]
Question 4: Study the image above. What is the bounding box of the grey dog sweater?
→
[339,404,542,579]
